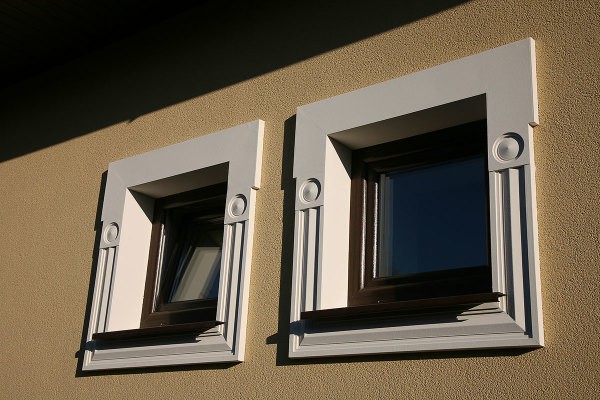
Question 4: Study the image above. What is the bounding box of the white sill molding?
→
[290,39,542,358]
[83,120,264,370]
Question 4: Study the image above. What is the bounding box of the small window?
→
[348,120,493,308]
[84,120,264,370]
[140,183,227,328]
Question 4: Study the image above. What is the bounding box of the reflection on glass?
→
[169,230,222,302]
[161,205,223,303]
[377,155,487,277]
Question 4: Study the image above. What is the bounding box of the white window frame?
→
[83,120,264,370]
[290,39,543,358]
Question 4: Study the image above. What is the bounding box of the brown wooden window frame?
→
[347,119,494,309]
[139,182,228,329]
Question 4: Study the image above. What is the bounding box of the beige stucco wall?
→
[1,0,599,398]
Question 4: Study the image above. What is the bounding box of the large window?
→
[348,120,493,308]
[290,39,542,358]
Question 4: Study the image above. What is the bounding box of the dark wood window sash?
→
[140,182,227,329]
[348,120,492,308]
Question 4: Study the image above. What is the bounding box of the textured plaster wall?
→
[0,0,599,398]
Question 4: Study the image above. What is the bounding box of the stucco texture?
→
[1,0,599,398]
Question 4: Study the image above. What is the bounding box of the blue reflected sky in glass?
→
[377,155,488,277]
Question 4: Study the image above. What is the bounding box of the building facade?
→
[1,0,599,398]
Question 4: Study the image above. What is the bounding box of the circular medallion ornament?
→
[228,194,247,217]
[494,134,524,162]
[300,179,321,203]
[104,222,119,244]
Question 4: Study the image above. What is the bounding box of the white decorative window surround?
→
[83,120,264,370]
[290,39,543,358]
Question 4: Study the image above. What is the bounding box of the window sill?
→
[92,321,224,343]
[300,293,504,325]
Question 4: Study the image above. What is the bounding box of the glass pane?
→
[377,155,488,277]
[158,201,224,303]
[168,225,222,302]
[169,248,221,302]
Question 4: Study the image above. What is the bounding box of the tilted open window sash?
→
[140,183,228,330]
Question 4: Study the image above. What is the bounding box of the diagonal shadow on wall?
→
[0,0,471,162]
